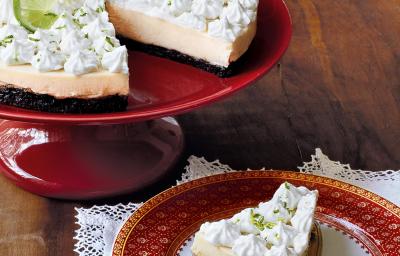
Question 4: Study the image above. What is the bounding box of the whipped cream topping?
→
[199,219,241,247]
[102,46,129,74]
[291,192,318,233]
[0,0,128,76]
[60,30,91,55]
[230,208,260,235]
[266,245,296,256]
[175,12,207,31]
[272,182,306,210]
[192,0,224,19]
[163,0,192,16]
[109,0,259,42]
[232,234,268,256]
[208,16,242,42]
[260,222,296,247]
[82,16,116,40]
[257,200,292,224]
[224,0,252,26]
[31,47,65,72]
[239,0,258,10]
[0,24,28,41]
[197,182,318,256]
[64,50,98,75]
[0,0,18,25]
[1,39,35,65]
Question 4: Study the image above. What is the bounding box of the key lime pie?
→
[0,0,258,113]
[107,0,258,77]
[191,182,319,256]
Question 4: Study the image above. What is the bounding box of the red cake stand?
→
[0,0,292,199]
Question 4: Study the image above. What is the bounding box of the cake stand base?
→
[0,117,184,200]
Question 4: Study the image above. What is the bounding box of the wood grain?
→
[0,0,399,255]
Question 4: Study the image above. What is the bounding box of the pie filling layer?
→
[0,63,129,99]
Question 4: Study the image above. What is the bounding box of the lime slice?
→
[13,0,59,32]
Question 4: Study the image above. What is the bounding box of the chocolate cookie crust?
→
[120,38,238,77]
[0,85,128,114]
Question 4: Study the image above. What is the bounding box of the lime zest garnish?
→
[96,6,105,13]
[55,25,66,30]
[284,182,290,189]
[249,209,276,231]
[105,36,115,47]
[0,35,14,47]
[28,36,40,42]
[72,18,84,29]
[277,217,285,222]
[264,222,276,229]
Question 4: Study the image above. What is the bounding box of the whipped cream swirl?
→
[175,12,207,31]
[266,245,297,256]
[163,0,192,16]
[93,35,121,55]
[230,208,260,234]
[82,17,115,40]
[60,30,91,55]
[257,201,292,224]
[31,47,65,72]
[0,24,28,41]
[51,13,78,38]
[239,0,259,10]
[0,39,34,65]
[102,46,129,74]
[64,50,98,75]
[225,0,252,26]
[191,0,224,19]
[232,234,268,256]
[291,192,318,233]
[208,16,241,42]
[199,220,241,247]
[0,0,18,25]
[260,222,297,247]
[272,182,305,210]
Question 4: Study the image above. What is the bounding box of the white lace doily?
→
[74,148,400,256]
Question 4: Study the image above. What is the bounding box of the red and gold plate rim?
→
[113,171,400,256]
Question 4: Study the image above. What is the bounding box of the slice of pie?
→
[0,0,129,113]
[107,0,258,77]
[191,182,319,256]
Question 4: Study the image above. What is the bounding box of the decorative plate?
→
[113,171,400,256]
[0,0,292,124]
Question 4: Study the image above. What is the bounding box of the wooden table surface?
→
[1,1,399,255]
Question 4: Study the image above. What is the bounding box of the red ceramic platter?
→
[0,0,291,124]
[113,171,400,256]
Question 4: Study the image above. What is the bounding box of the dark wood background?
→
[1,0,399,255]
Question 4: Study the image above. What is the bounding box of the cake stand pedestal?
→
[0,117,183,199]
